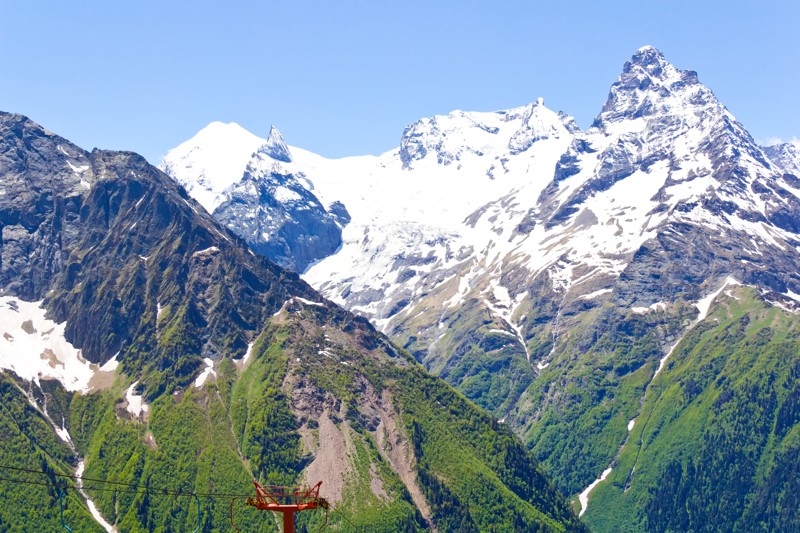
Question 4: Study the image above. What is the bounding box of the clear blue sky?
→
[1,1,797,164]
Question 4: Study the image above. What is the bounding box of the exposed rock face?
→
[212,144,345,272]
[763,142,800,177]
[0,114,94,301]
[261,126,293,163]
[160,125,347,273]
[0,111,316,392]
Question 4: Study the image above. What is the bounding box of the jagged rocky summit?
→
[159,122,347,272]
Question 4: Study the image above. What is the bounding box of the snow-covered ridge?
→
[0,297,116,393]
[158,121,268,212]
[398,99,576,169]
[161,47,800,380]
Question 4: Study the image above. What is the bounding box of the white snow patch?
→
[632,302,667,314]
[238,342,255,365]
[487,328,516,337]
[192,246,220,257]
[125,381,149,417]
[273,186,302,202]
[785,290,800,303]
[580,288,612,300]
[181,197,199,214]
[100,353,119,372]
[695,277,740,322]
[77,461,116,533]
[536,361,550,370]
[295,296,325,307]
[212,227,231,242]
[0,297,106,393]
[654,337,683,379]
[628,418,636,432]
[194,358,216,388]
[492,284,512,309]
[66,161,89,175]
[578,466,613,517]
[54,422,73,444]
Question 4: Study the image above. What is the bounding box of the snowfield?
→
[0,297,116,393]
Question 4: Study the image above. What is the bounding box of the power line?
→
[0,464,250,499]
[0,463,354,528]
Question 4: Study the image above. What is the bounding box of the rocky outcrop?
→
[763,142,800,177]
[212,145,345,272]
[160,125,347,273]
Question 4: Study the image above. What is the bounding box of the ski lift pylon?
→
[242,480,329,533]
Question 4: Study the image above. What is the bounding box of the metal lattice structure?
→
[244,480,329,533]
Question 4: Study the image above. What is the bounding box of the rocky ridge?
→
[159,123,345,272]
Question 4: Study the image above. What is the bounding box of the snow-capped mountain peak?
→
[509,98,575,155]
[263,125,292,163]
[628,44,668,70]
[595,45,703,129]
[162,47,800,376]
[158,121,266,212]
[398,102,574,170]
[763,142,800,176]
[160,121,349,273]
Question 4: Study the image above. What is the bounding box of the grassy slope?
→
[45,311,584,532]
[0,374,103,532]
[514,301,693,496]
[585,287,800,532]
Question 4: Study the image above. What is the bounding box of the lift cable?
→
[1,464,356,529]
[0,464,251,499]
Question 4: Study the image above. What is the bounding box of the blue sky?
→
[1,1,797,163]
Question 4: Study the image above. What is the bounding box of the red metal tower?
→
[244,480,328,533]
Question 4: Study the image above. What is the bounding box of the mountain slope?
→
[586,286,800,532]
[163,46,800,531]
[763,141,800,177]
[159,123,345,272]
[0,111,584,531]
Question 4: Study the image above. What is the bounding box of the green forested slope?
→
[0,374,103,532]
[39,303,585,532]
[585,287,800,532]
